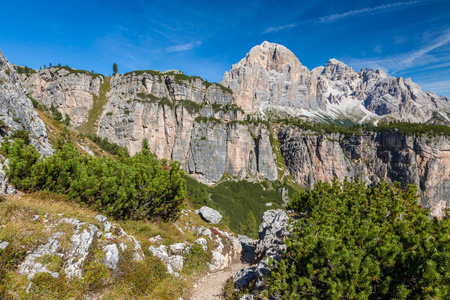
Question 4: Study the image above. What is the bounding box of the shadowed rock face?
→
[278,127,450,218]
[222,41,450,123]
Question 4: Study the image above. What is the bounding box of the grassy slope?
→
[77,77,111,135]
[186,174,297,239]
[0,191,216,299]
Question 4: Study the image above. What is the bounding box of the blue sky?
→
[1,0,449,96]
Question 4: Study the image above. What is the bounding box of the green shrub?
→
[85,134,129,157]
[194,116,222,126]
[63,114,70,126]
[1,133,186,221]
[10,130,30,144]
[177,100,202,114]
[183,243,212,275]
[14,65,37,76]
[158,97,174,109]
[136,92,159,102]
[124,110,130,115]
[26,94,42,110]
[266,179,450,299]
[281,118,450,138]
[50,104,63,121]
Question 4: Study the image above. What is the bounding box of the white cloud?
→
[166,41,202,52]
[317,1,421,23]
[263,24,296,34]
[263,0,424,34]
[345,30,450,74]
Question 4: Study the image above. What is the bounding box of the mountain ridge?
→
[0,44,449,217]
[222,41,450,124]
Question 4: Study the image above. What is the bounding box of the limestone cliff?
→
[222,41,450,124]
[20,67,103,127]
[0,50,52,156]
[278,126,450,218]
[97,71,277,184]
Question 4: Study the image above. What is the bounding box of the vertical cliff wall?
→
[278,127,450,217]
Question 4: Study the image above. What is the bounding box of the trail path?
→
[188,261,249,300]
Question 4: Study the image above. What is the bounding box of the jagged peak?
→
[322,58,353,78]
[327,58,343,65]
[235,41,305,73]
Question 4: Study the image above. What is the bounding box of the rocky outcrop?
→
[147,210,242,276]
[222,41,450,123]
[0,50,52,156]
[20,68,103,126]
[17,214,145,281]
[278,127,450,218]
[14,62,278,184]
[96,72,277,184]
[233,209,290,292]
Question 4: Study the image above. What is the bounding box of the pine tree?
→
[64,114,70,126]
[266,179,450,299]
[113,63,118,75]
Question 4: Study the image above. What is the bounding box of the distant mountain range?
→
[222,41,450,125]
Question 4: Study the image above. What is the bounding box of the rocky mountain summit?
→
[222,41,450,124]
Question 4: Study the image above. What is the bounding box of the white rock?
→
[0,241,9,250]
[169,243,186,255]
[168,255,184,272]
[119,242,127,252]
[149,245,169,261]
[103,244,119,270]
[95,215,107,223]
[149,235,163,243]
[64,224,98,278]
[202,228,212,239]
[198,206,222,224]
[103,232,114,239]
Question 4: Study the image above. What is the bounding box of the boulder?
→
[197,206,222,224]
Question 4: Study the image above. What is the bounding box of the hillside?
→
[1,41,450,299]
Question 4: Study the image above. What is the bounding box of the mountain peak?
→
[323,58,353,78]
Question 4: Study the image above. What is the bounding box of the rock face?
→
[15,64,278,184]
[0,50,52,156]
[278,127,450,218]
[20,68,103,126]
[222,41,450,123]
[96,72,278,184]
